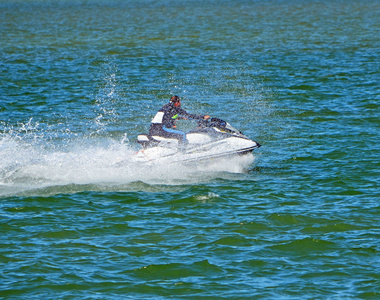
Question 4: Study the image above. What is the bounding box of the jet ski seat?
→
[137,134,179,148]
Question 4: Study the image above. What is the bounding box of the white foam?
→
[0,130,257,197]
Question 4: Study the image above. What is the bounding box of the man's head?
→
[170,95,181,107]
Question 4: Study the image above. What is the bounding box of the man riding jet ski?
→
[149,95,210,147]
[134,96,261,165]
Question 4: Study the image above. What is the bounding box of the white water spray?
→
[0,123,256,197]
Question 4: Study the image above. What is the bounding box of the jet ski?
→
[133,118,261,165]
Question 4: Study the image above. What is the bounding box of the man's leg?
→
[162,126,187,144]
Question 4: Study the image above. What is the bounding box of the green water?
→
[0,0,379,298]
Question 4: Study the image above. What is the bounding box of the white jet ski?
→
[133,118,261,165]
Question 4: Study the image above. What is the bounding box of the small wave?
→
[131,259,223,280]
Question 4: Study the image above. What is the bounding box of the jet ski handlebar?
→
[197,117,245,136]
[198,117,227,129]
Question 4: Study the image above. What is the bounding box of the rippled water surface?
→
[1,0,379,299]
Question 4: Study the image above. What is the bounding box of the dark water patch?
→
[269,237,338,254]
[131,259,223,281]
[302,222,368,234]
[211,235,253,247]
[229,220,272,235]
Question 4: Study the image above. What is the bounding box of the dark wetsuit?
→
[149,102,205,143]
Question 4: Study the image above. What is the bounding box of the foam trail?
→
[0,128,257,197]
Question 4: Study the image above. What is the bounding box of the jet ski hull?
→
[133,118,261,165]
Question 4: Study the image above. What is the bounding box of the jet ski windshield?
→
[199,118,244,136]
[225,122,242,135]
